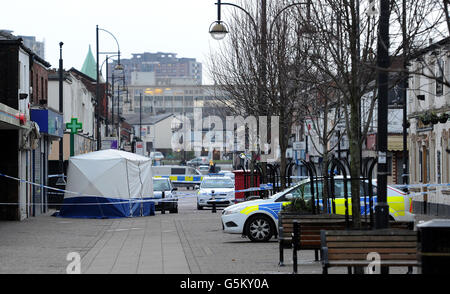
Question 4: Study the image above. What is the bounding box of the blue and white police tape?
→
[0,172,273,206]
[393,182,450,189]
[0,172,187,206]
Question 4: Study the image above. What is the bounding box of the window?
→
[437,150,441,184]
[171,168,185,175]
[436,58,444,96]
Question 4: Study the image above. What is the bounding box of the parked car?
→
[198,165,210,175]
[150,151,164,161]
[152,165,202,189]
[216,170,235,179]
[197,176,235,210]
[152,177,178,213]
[186,156,209,167]
[221,176,414,242]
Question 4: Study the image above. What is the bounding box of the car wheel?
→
[170,206,178,214]
[197,204,203,210]
[246,215,274,242]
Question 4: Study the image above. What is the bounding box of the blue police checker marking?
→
[317,196,379,215]
[259,203,283,219]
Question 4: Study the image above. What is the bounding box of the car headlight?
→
[223,208,240,215]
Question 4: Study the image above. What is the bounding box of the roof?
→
[0,30,51,68]
[81,45,97,80]
[410,37,450,60]
[122,113,174,125]
[72,149,150,162]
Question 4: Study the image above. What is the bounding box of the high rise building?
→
[109,52,202,86]
[18,35,45,60]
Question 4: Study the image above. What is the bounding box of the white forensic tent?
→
[57,149,154,218]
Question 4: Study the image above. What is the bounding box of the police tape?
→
[404,187,450,197]
[0,172,273,206]
[393,183,450,189]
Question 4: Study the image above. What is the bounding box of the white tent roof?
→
[65,149,153,200]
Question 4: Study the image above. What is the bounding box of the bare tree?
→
[295,0,444,227]
[208,0,308,190]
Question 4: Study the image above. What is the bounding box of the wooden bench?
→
[320,229,420,274]
[289,219,414,273]
[278,213,347,266]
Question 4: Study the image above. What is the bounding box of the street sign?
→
[293,141,305,151]
[66,118,83,157]
[136,141,144,156]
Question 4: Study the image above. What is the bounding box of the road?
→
[0,188,420,274]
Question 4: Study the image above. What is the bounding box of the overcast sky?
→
[2,0,222,84]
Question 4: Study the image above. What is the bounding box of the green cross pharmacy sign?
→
[66,118,83,156]
[66,118,83,134]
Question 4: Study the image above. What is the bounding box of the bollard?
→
[161,191,165,214]
[293,221,299,274]
[211,190,216,213]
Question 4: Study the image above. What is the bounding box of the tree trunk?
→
[322,153,329,214]
[349,100,362,229]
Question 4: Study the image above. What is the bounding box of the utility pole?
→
[375,0,391,230]
[105,55,109,137]
[112,71,115,137]
[401,0,409,192]
[57,42,65,186]
[139,93,142,141]
[96,25,101,150]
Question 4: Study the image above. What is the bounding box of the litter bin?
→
[417,219,450,274]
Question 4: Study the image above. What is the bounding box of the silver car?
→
[197,176,235,210]
[153,177,178,213]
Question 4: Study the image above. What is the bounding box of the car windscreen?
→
[153,179,171,191]
[201,179,234,188]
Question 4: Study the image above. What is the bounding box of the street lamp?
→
[99,54,124,137]
[210,0,311,187]
[210,1,310,41]
[56,41,66,186]
[96,25,122,151]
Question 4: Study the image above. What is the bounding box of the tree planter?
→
[430,113,440,125]
[439,114,449,124]
[420,114,431,125]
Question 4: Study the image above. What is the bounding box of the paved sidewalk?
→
[0,212,190,274]
[0,200,444,274]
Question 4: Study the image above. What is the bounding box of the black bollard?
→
[211,190,216,213]
[293,221,299,274]
[161,191,165,214]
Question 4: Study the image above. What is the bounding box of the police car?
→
[221,177,414,242]
[197,176,235,210]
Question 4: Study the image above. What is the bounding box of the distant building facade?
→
[124,85,228,118]
[109,52,202,86]
[18,34,45,60]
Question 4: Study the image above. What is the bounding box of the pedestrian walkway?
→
[82,217,189,274]
[0,212,190,274]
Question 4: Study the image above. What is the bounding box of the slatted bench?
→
[278,213,346,266]
[320,229,420,274]
[290,219,414,273]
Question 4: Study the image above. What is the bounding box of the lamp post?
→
[99,54,122,137]
[56,41,66,186]
[96,25,122,150]
[375,0,391,229]
[210,0,311,188]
